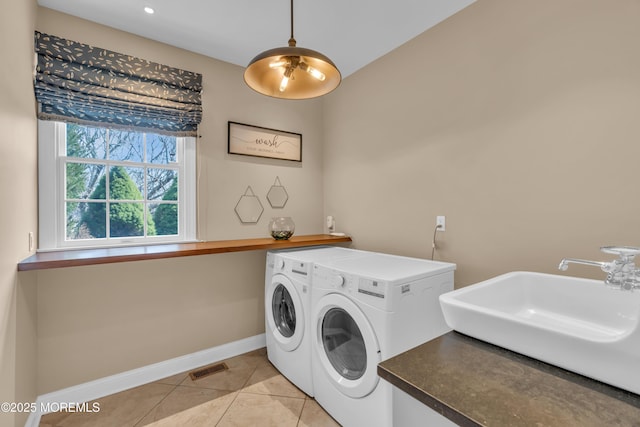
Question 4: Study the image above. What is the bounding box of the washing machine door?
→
[315,293,381,398]
[267,273,305,352]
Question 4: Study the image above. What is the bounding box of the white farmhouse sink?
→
[439,271,640,395]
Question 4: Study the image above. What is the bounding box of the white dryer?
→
[265,246,364,397]
[310,253,455,427]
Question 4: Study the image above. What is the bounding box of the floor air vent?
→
[189,362,229,381]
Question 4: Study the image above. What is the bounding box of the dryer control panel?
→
[358,278,386,299]
[313,265,391,309]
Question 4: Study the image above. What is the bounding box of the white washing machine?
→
[265,246,365,397]
[311,253,456,427]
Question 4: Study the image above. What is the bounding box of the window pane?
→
[66,124,107,159]
[109,202,154,237]
[66,202,82,239]
[147,133,177,164]
[69,201,107,239]
[109,166,144,200]
[147,169,177,201]
[150,202,178,236]
[108,129,144,162]
[66,163,105,199]
[40,121,195,250]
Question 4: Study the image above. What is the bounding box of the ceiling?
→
[37,0,475,78]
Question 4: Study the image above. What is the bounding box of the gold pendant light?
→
[244,0,341,99]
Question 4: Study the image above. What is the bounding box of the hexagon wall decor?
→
[267,176,289,208]
[235,186,264,223]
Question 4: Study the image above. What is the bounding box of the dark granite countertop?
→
[378,332,640,427]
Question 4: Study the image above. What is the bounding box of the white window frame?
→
[38,120,197,250]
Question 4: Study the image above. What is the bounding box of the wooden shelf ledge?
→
[18,234,352,271]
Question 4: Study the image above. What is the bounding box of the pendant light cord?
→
[290,0,294,40]
[287,0,296,49]
[287,0,297,46]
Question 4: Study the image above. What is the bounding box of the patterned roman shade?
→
[33,31,202,137]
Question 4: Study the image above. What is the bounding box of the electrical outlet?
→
[436,216,446,231]
[326,216,335,232]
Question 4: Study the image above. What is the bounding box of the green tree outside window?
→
[82,166,156,238]
[153,179,178,235]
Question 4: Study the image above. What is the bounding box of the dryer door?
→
[267,274,305,352]
[314,293,381,398]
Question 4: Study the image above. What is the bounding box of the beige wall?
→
[35,8,326,393]
[37,253,267,392]
[0,0,39,425]
[324,0,640,286]
[14,0,640,404]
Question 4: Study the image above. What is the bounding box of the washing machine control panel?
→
[271,256,312,274]
[291,261,311,276]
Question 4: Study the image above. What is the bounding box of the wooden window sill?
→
[17,234,352,271]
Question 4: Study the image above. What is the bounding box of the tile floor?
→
[39,348,340,427]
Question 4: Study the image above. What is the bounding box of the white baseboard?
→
[25,333,266,427]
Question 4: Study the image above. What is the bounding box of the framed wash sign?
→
[228,121,302,162]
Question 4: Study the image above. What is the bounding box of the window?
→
[39,121,196,250]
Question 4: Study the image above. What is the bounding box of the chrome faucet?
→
[559,246,640,291]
